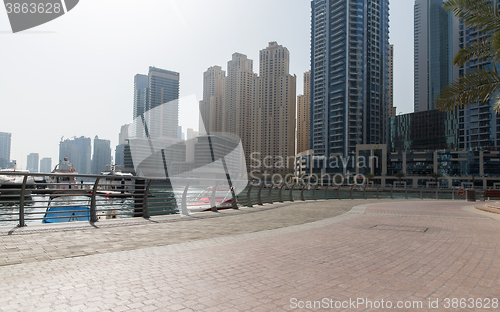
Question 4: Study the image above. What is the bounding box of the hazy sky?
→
[0,0,414,169]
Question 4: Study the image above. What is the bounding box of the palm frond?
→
[444,0,500,33]
[436,66,500,111]
[453,37,495,66]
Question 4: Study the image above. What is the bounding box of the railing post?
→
[377,187,379,199]
[181,183,190,216]
[436,188,439,200]
[211,183,218,212]
[324,185,328,200]
[420,188,423,199]
[134,179,145,217]
[143,180,152,218]
[390,186,393,199]
[405,186,408,199]
[452,188,455,200]
[289,184,294,202]
[267,183,274,204]
[247,184,254,207]
[257,183,264,205]
[300,183,305,201]
[231,185,238,209]
[350,185,354,200]
[363,186,366,199]
[18,175,28,227]
[279,183,285,203]
[90,177,100,222]
[337,186,340,200]
[312,184,317,200]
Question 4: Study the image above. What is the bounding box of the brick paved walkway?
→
[1,200,499,311]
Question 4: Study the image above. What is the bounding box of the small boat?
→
[187,186,236,213]
[98,167,134,198]
[0,168,35,199]
[42,194,90,223]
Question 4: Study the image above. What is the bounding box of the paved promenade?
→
[0,200,499,311]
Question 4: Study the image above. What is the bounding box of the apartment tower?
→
[252,42,296,175]
[297,71,311,154]
[414,0,459,112]
[310,0,390,168]
[200,66,225,134]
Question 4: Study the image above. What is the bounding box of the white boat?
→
[98,166,134,197]
[0,168,35,199]
[46,158,80,190]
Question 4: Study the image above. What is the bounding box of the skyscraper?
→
[0,132,11,169]
[59,137,92,174]
[200,66,225,134]
[457,5,500,150]
[147,67,180,139]
[133,74,148,138]
[388,45,396,118]
[222,53,256,159]
[251,42,296,175]
[414,0,459,112]
[310,0,390,166]
[91,136,112,174]
[297,71,311,154]
[26,153,39,173]
[40,157,52,173]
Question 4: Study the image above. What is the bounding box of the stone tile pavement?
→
[0,200,499,311]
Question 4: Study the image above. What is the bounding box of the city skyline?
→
[0,0,415,168]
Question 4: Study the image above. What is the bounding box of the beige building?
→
[297,71,311,154]
[251,42,296,175]
[199,66,225,134]
[222,53,256,166]
[388,44,396,118]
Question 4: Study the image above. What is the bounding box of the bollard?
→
[257,183,264,205]
[181,183,190,216]
[267,183,274,204]
[143,180,152,218]
[18,175,28,227]
[90,177,100,222]
[247,184,254,207]
[278,183,285,203]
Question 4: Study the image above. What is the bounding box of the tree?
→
[364,172,375,185]
[431,172,442,187]
[395,171,405,182]
[435,0,500,113]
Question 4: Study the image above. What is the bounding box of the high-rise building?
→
[223,53,256,159]
[311,0,390,167]
[59,137,92,174]
[0,132,11,169]
[115,144,125,167]
[297,71,311,154]
[251,42,296,175]
[133,74,148,138]
[119,124,129,145]
[200,66,225,134]
[388,44,396,118]
[26,153,39,173]
[458,7,500,150]
[414,0,459,112]
[40,157,52,173]
[91,136,111,174]
[186,128,199,163]
[146,67,180,139]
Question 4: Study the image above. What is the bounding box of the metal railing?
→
[0,172,492,227]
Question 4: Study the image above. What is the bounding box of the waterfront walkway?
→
[0,200,499,311]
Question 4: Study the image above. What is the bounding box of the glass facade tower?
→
[310,0,390,164]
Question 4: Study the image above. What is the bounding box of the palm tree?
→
[436,0,500,112]
[364,172,375,185]
[431,172,442,187]
[395,171,405,182]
